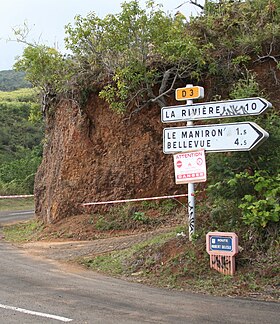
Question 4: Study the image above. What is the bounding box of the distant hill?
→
[0,70,31,91]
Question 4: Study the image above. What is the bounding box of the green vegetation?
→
[81,231,175,276]
[90,199,181,231]
[2,219,43,242]
[205,72,280,235]
[233,171,280,228]
[0,88,43,194]
[14,0,280,113]
[14,46,74,96]
[0,70,31,91]
[0,197,34,211]
[79,230,279,300]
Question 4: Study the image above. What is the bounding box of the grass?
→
[80,231,175,276]
[0,197,34,211]
[88,200,184,232]
[78,230,280,301]
[2,219,44,242]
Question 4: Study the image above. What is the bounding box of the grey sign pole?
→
[186,85,195,241]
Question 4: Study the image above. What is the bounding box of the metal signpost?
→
[184,86,197,240]
[161,84,271,241]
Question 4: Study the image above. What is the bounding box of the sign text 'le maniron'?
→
[163,122,268,154]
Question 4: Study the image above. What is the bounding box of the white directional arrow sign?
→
[163,122,269,154]
[161,97,272,123]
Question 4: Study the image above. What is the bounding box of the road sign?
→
[161,97,272,123]
[209,236,233,252]
[206,232,239,275]
[206,232,238,256]
[163,122,269,154]
[175,86,204,101]
[173,149,206,184]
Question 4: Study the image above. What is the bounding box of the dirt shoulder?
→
[15,228,171,262]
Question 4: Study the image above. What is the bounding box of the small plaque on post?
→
[206,232,238,275]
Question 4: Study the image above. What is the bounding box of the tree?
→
[15,1,207,114]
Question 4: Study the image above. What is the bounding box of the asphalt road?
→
[0,211,279,323]
[0,209,35,224]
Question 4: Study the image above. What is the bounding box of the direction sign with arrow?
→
[161,97,272,123]
[163,122,269,154]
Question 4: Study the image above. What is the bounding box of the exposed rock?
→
[35,94,183,223]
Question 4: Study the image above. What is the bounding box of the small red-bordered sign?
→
[173,149,206,184]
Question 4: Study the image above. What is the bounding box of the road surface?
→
[0,209,35,224]
[0,211,279,323]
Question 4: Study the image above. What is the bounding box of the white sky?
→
[0,0,204,71]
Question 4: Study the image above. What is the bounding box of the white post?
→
[186,85,195,241]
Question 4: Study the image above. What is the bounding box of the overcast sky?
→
[0,0,203,71]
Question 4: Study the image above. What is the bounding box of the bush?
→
[237,171,280,228]
[0,148,42,194]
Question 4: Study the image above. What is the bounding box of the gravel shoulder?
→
[15,228,170,262]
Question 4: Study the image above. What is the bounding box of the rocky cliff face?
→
[34,59,280,223]
[35,94,182,223]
